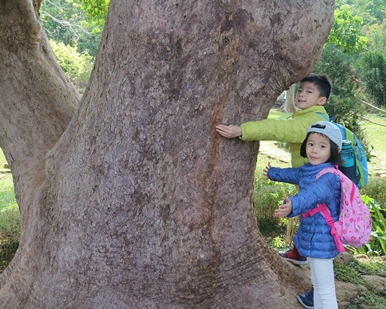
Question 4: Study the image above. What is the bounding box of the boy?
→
[216,73,331,170]
[216,73,332,309]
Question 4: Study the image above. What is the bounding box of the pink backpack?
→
[303,167,372,252]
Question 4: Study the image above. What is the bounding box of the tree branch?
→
[359,116,386,127]
[360,99,386,113]
[0,0,79,206]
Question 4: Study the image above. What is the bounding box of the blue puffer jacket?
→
[267,162,341,259]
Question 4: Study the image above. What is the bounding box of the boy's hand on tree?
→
[274,197,292,218]
[215,124,242,138]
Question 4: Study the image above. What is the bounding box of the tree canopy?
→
[313,0,386,142]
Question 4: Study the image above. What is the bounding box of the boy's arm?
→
[240,112,325,143]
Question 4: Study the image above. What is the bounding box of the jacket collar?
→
[293,105,327,117]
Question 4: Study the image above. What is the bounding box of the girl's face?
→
[306,133,331,165]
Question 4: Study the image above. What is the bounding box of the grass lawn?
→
[0,149,19,272]
[0,150,16,212]
[361,113,386,175]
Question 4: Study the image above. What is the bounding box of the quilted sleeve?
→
[288,173,340,217]
[267,167,302,185]
[239,112,324,143]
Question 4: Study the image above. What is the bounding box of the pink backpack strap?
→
[302,166,346,253]
[303,204,345,252]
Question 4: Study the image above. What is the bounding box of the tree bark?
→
[284,84,297,112]
[0,0,334,308]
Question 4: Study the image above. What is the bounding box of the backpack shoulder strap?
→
[345,128,355,144]
[315,166,340,179]
[303,203,345,252]
[353,135,367,188]
[316,112,330,121]
[303,166,346,252]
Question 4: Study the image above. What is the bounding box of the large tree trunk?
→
[0,0,334,308]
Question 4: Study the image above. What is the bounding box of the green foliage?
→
[0,182,18,211]
[41,0,103,57]
[0,150,20,274]
[0,208,20,273]
[362,178,386,203]
[358,51,386,107]
[357,195,386,256]
[50,40,93,92]
[328,5,368,53]
[253,159,299,251]
[253,170,296,239]
[325,0,386,112]
[363,20,386,52]
[315,5,370,141]
[334,259,386,308]
[334,260,366,285]
[352,258,386,277]
[0,150,17,212]
[79,0,109,26]
[315,44,367,142]
[336,0,386,24]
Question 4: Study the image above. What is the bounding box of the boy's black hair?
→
[301,73,332,101]
[300,132,341,165]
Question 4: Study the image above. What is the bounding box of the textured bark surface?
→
[0,0,334,308]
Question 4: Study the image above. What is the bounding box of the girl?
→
[263,121,342,309]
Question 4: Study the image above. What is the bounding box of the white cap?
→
[307,121,342,149]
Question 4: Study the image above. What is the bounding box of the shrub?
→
[0,208,20,272]
[50,40,94,92]
[253,171,296,241]
[359,51,386,107]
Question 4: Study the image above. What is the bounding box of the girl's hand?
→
[215,124,242,138]
[263,162,272,181]
[274,197,292,218]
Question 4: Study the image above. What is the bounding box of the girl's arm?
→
[288,173,340,217]
[266,166,302,185]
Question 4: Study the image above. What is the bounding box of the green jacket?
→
[240,105,328,168]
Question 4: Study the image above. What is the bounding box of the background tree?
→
[341,0,386,24]
[283,84,296,113]
[79,0,109,27]
[50,40,93,91]
[0,0,334,307]
[316,0,386,129]
[40,0,103,90]
[327,4,367,53]
[41,0,103,56]
[315,3,368,142]
[359,51,386,107]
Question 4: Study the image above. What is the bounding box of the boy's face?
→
[296,81,327,110]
